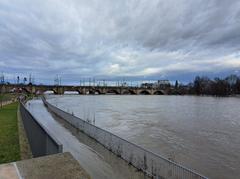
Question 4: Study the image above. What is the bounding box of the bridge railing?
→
[20,101,63,157]
[42,97,207,179]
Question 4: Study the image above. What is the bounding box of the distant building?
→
[141,80,171,89]
[155,80,171,89]
[141,83,154,88]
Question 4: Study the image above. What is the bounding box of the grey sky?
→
[0,0,240,84]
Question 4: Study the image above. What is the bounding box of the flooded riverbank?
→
[47,95,240,179]
[26,99,148,179]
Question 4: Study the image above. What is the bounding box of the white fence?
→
[43,97,207,179]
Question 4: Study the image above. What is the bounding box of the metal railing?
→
[43,97,208,179]
[20,102,62,157]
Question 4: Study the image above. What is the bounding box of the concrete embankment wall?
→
[20,102,62,157]
[42,97,207,179]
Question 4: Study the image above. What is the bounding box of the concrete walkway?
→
[26,99,147,179]
[0,163,19,179]
[0,152,90,179]
[26,100,116,179]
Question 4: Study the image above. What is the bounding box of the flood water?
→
[47,95,240,179]
[26,99,147,179]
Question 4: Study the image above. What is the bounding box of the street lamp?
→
[0,85,3,108]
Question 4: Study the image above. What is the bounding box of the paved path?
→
[26,100,116,179]
[0,163,19,179]
[0,152,90,179]
[26,99,146,179]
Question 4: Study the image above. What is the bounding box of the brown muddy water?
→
[26,100,148,179]
[47,95,240,179]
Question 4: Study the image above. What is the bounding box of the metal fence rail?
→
[20,102,62,157]
[43,97,208,179]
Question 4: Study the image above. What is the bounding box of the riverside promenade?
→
[0,98,90,179]
[0,152,90,179]
[26,99,147,179]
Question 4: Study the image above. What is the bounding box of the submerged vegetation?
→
[186,74,240,96]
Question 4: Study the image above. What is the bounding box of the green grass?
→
[0,93,16,102]
[0,102,20,164]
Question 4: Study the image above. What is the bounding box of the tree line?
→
[178,74,240,96]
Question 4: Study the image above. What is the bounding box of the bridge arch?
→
[43,90,57,94]
[129,90,137,95]
[122,90,137,95]
[153,90,164,95]
[64,90,80,95]
[106,89,120,95]
[36,89,44,95]
[139,90,151,95]
[86,90,95,95]
[94,89,102,95]
[122,90,130,95]
[76,89,83,94]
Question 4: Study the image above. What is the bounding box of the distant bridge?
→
[0,84,168,95]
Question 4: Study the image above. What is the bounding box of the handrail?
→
[42,96,208,179]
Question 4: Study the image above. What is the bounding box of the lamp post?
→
[0,85,3,108]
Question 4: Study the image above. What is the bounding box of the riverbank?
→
[0,93,17,101]
[0,93,18,108]
[0,102,20,164]
[27,99,148,179]
[47,95,240,179]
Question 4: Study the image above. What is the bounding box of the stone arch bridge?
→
[0,84,167,95]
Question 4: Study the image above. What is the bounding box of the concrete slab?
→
[16,152,90,179]
[0,163,19,179]
[0,152,90,179]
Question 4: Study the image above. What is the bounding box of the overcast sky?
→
[0,0,240,84]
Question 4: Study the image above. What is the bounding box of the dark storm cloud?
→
[0,0,240,83]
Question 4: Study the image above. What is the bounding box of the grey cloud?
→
[0,0,240,84]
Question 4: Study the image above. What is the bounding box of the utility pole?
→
[0,72,4,84]
[32,76,35,84]
[17,76,20,84]
[54,75,60,86]
[23,77,27,85]
[29,74,32,84]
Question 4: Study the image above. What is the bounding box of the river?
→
[26,99,147,179]
[47,95,240,179]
